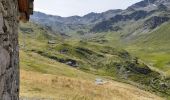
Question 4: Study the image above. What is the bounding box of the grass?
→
[20,50,97,80]
[20,66,163,100]
[19,22,167,99]
[126,22,170,77]
[78,21,170,98]
[19,46,163,100]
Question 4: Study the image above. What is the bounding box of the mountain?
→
[31,9,122,25]
[31,0,170,38]
[127,0,170,11]
[30,9,122,35]
[22,0,170,99]
[91,10,150,32]
[19,21,169,99]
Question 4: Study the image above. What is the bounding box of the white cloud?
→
[34,0,141,17]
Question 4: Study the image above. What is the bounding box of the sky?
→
[34,0,141,17]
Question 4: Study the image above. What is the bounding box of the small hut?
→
[18,0,34,22]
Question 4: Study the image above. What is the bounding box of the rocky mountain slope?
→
[31,0,170,37]
[31,9,122,35]
[128,0,170,11]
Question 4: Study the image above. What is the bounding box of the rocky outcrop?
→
[0,0,19,99]
[127,0,155,9]
[30,10,122,34]
[144,16,169,29]
[91,10,148,32]
[157,4,168,11]
[127,0,170,10]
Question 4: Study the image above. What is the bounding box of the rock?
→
[144,16,169,29]
[48,40,56,44]
[111,26,122,31]
[2,92,11,100]
[160,82,168,88]
[0,77,5,97]
[132,64,152,74]
[60,49,68,54]
[95,78,108,85]
[0,0,20,99]
[91,10,148,32]
[157,4,168,11]
[65,59,77,67]
[0,13,4,34]
[0,46,10,76]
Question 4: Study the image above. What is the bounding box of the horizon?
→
[34,0,141,17]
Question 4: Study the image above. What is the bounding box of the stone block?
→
[0,13,4,34]
[0,46,10,76]
[0,77,5,97]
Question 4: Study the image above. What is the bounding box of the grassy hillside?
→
[126,22,170,77]
[19,49,163,100]
[19,22,170,99]
[20,70,163,100]
[76,22,170,98]
[23,2,170,99]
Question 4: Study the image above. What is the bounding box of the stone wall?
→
[0,0,19,99]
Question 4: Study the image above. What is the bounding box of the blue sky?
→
[34,0,141,17]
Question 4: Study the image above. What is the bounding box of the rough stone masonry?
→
[0,0,19,99]
[0,0,34,99]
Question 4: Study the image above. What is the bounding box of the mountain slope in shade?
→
[31,9,122,25]
[30,9,122,34]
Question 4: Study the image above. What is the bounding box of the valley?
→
[19,23,164,100]
[19,0,170,99]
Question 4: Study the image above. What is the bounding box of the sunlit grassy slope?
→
[85,21,170,77]
[20,70,163,100]
[79,21,170,99]
[20,50,163,100]
[19,22,164,100]
[20,48,163,100]
[126,22,170,77]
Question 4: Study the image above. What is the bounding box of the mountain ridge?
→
[31,0,170,36]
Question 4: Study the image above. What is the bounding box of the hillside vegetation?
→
[19,22,169,99]
[126,22,170,77]
[20,0,170,99]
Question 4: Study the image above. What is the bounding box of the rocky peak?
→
[157,4,168,11]
[127,0,170,11]
[155,0,170,4]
